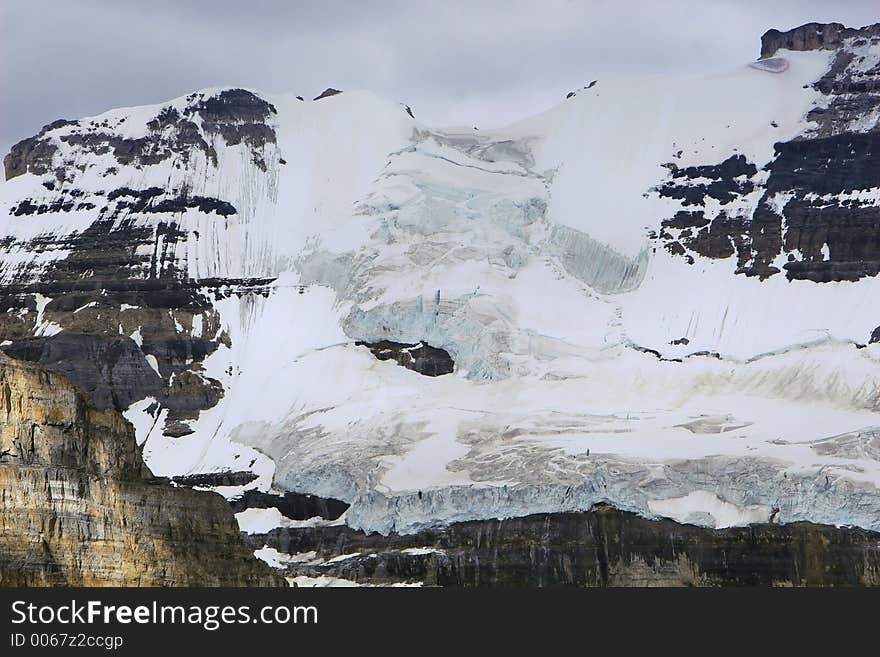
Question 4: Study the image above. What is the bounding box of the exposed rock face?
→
[761,22,880,58]
[171,470,259,488]
[3,333,165,411]
[0,353,282,586]
[3,119,74,181]
[251,505,880,587]
[313,88,342,101]
[4,89,276,181]
[654,22,880,283]
[356,340,455,376]
[230,489,349,520]
[0,87,280,442]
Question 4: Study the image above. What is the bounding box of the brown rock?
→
[0,353,282,586]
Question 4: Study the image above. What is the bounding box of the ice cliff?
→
[2,22,880,541]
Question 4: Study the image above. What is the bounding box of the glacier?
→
[3,25,880,538]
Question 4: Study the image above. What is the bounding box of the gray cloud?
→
[1,0,878,156]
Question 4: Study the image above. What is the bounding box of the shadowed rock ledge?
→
[356,340,454,376]
[250,504,880,587]
[0,353,283,586]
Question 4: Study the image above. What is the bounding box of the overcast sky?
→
[1,1,878,156]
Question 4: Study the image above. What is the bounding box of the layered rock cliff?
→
[761,22,880,58]
[0,352,281,586]
[250,505,880,587]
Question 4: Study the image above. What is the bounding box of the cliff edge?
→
[0,352,282,586]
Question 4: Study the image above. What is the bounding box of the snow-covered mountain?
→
[3,21,880,538]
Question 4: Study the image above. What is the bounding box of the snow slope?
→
[4,34,880,536]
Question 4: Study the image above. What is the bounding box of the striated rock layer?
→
[252,505,880,587]
[0,353,282,586]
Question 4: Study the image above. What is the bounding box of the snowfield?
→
[4,43,880,536]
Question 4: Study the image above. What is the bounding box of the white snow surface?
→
[5,48,880,535]
[648,491,772,528]
[286,575,422,588]
[235,507,346,534]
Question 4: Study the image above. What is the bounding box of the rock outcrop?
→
[356,340,455,376]
[251,505,880,587]
[313,88,343,101]
[230,489,349,520]
[761,22,880,58]
[0,88,280,444]
[655,22,880,283]
[0,353,282,586]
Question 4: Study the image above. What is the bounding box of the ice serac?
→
[4,23,880,561]
[0,353,282,586]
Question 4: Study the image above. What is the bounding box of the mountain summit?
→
[2,24,880,555]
